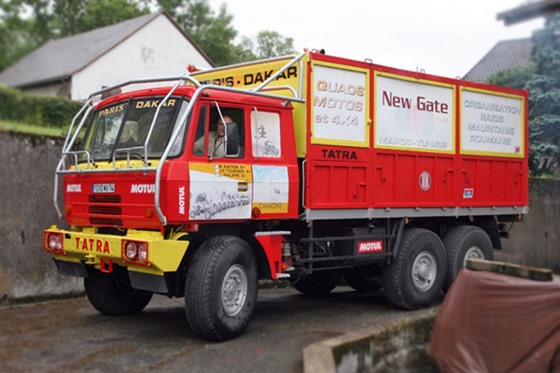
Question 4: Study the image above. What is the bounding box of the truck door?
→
[188,104,297,221]
[188,105,252,220]
[248,108,295,218]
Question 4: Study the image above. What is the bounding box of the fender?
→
[254,231,292,280]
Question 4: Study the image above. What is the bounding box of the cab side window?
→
[251,111,281,158]
[192,106,245,158]
[192,107,208,156]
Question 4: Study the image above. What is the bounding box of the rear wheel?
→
[343,264,383,292]
[443,225,493,291]
[382,228,446,310]
[184,236,258,341]
[84,267,153,315]
[291,270,341,296]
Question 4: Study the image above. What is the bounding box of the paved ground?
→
[0,285,436,373]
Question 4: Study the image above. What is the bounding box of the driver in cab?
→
[194,115,232,157]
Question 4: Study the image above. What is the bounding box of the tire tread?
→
[84,269,152,316]
[185,235,257,341]
[382,228,446,310]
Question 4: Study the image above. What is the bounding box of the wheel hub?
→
[221,264,248,317]
[412,251,437,292]
[463,246,484,267]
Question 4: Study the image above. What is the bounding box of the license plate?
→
[92,183,115,193]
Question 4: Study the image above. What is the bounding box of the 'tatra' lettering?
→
[321,149,358,160]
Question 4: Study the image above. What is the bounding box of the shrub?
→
[0,85,25,122]
[0,85,83,128]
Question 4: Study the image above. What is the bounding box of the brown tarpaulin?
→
[427,269,560,372]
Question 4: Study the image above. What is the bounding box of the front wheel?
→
[184,236,258,341]
[443,225,493,291]
[84,267,153,315]
[382,228,446,310]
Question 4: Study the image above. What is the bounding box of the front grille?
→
[89,195,122,203]
[90,217,123,226]
[89,206,122,215]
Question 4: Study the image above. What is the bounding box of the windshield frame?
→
[80,96,189,163]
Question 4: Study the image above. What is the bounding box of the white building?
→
[0,12,214,100]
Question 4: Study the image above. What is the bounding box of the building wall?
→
[71,14,212,100]
[23,82,71,99]
[0,131,558,302]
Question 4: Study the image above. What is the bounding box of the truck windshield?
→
[81,97,188,161]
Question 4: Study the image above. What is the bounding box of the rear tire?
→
[84,268,153,316]
[382,228,446,310]
[343,264,383,292]
[443,225,493,291]
[291,270,341,296]
[184,236,258,341]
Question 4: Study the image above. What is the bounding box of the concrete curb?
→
[303,308,438,373]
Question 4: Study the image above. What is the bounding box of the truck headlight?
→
[44,231,64,255]
[122,239,149,266]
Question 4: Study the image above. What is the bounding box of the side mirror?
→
[225,121,240,156]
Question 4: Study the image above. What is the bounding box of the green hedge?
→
[0,85,83,128]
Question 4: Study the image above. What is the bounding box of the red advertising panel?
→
[457,87,528,207]
[372,71,456,207]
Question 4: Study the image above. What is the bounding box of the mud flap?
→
[54,259,88,277]
[129,271,169,293]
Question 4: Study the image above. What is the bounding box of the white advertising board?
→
[311,63,369,146]
[460,89,524,157]
[375,74,454,153]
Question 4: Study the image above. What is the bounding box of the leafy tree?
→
[488,66,535,90]
[0,0,296,71]
[230,31,295,64]
[525,14,560,177]
[50,0,87,37]
[51,0,149,37]
[234,36,258,62]
[255,31,295,59]
[488,14,560,178]
[152,0,295,65]
[0,0,52,70]
[188,3,239,66]
[152,0,238,66]
[0,0,149,71]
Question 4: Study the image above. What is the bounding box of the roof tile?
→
[463,38,533,82]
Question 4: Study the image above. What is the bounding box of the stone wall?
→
[0,132,82,302]
[1,131,558,302]
[495,178,560,272]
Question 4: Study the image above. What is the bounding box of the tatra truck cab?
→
[43,51,529,341]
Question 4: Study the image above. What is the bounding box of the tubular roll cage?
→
[53,52,307,225]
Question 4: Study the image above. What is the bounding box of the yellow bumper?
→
[45,226,189,276]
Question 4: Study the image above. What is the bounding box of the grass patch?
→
[0,120,66,138]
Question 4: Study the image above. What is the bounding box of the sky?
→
[209,0,545,79]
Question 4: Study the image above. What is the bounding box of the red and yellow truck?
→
[43,51,528,341]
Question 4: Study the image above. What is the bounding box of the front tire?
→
[84,267,153,316]
[184,236,258,341]
[382,228,446,310]
[443,225,493,291]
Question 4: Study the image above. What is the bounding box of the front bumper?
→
[43,226,189,278]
